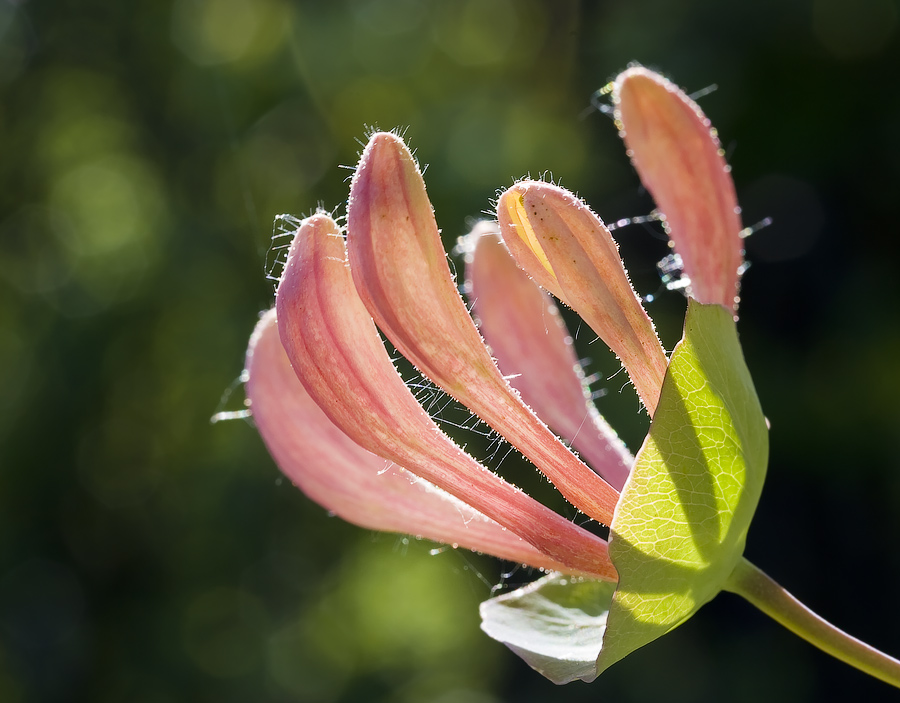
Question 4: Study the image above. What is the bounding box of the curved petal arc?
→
[346,132,619,525]
[465,224,633,490]
[498,182,668,414]
[275,213,616,581]
[613,67,744,311]
[246,309,588,574]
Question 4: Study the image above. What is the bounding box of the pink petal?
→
[497,181,669,415]
[464,223,633,490]
[346,132,619,526]
[245,309,585,575]
[613,66,744,311]
[275,213,616,581]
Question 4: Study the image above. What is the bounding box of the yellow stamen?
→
[507,190,556,281]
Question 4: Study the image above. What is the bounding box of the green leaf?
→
[478,300,769,683]
[597,299,768,673]
[479,573,617,684]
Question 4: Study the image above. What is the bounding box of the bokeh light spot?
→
[171,0,287,66]
[432,0,518,66]
[49,155,167,308]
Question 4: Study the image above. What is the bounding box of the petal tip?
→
[360,130,412,165]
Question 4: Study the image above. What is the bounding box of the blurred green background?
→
[2,0,900,701]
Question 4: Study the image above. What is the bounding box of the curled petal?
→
[245,309,581,574]
[464,223,633,490]
[613,66,743,311]
[347,131,619,525]
[498,182,668,414]
[275,213,616,581]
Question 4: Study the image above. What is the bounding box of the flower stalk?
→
[725,558,900,688]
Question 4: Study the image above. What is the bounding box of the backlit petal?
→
[614,67,743,311]
[347,132,619,525]
[246,309,583,574]
[464,223,633,490]
[275,213,616,581]
[498,182,668,414]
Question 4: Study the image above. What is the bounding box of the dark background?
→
[2,0,900,701]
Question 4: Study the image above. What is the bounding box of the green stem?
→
[725,557,900,688]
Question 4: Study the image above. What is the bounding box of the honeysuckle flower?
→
[242,66,900,688]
